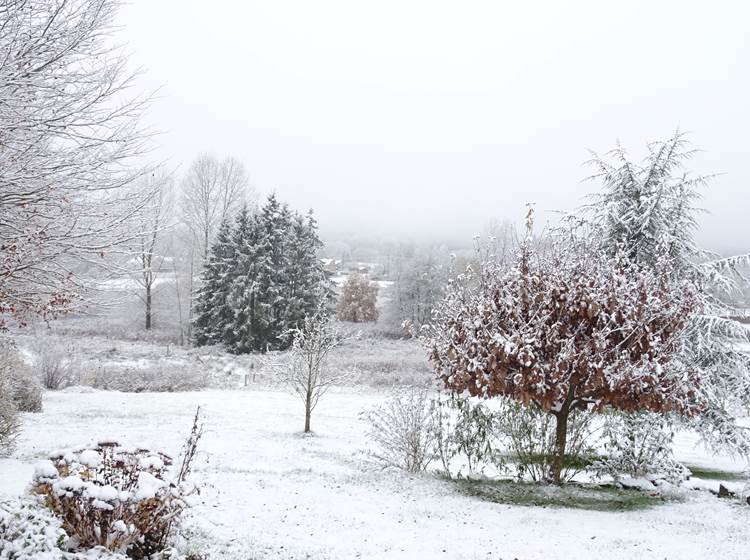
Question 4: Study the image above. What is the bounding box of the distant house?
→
[320,258,342,277]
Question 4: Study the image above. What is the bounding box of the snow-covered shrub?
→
[592,412,689,484]
[86,362,210,393]
[432,394,501,478]
[32,337,80,390]
[31,410,203,558]
[0,363,21,456]
[0,397,20,457]
[0,338,43,412]
[0,498,186,560]
[363,387,437,472]
[495,399,595,483]
[0,498,67,559]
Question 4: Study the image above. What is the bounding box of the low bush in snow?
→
[85,361,210,393]
[0,393,20,457]
[432,394,502,478]
[495,399,595,483]
[0,345,22,455]
[0,498,68,559]
[32,336,81,390]
[363,387,437,472]
[30,410,203,558]
[1,337,43,413]
[591,411,689,484]
[0,498,191,560]
[327,335,433,388]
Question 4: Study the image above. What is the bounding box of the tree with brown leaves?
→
[426,216,702,483]
[337,273,379,323]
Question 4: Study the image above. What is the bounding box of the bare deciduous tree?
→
[180,154,251,260]
[282,311,356,433]
[0,0,155,325]
[131,171,175,330]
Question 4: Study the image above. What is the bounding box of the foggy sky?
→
[117,0,750,250]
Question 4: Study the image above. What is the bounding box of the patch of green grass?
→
[494,453,605,470]
[455,479,668,512]
[685,465,747,482]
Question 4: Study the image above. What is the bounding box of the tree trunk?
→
[304,394,312,433]
[551,407,569,484]
[551,387,575,484]
[186,253,194,343]
[145,285,152,330]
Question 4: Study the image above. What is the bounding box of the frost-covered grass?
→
[2,389,750,559]
[11,329,431,393]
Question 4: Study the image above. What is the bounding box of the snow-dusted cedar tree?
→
[427,214,702,483]
[587,132,750,455]
[0,0,154,326]
[337,274,379,323]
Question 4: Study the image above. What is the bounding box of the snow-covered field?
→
[2,388,749,560]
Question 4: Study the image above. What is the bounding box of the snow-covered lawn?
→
[2,389,749,559]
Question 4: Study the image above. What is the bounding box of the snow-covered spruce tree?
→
[192,195,329,352]
[227,206,273,353]
[587,132,750,455]
[337,273,379,323]
[192,218,236,346]
[256,195,293,349]
[426,213,702,484]
[0,0,154,325]
[285,212,331,329]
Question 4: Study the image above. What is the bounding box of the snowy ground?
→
[2,388,749,560]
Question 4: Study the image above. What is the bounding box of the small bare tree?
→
[282,311,355,433]
[180,154,251,260]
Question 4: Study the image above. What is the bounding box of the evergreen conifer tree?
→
[193,195,330,353]
[588,132,750,454]
[192,218,236,346]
